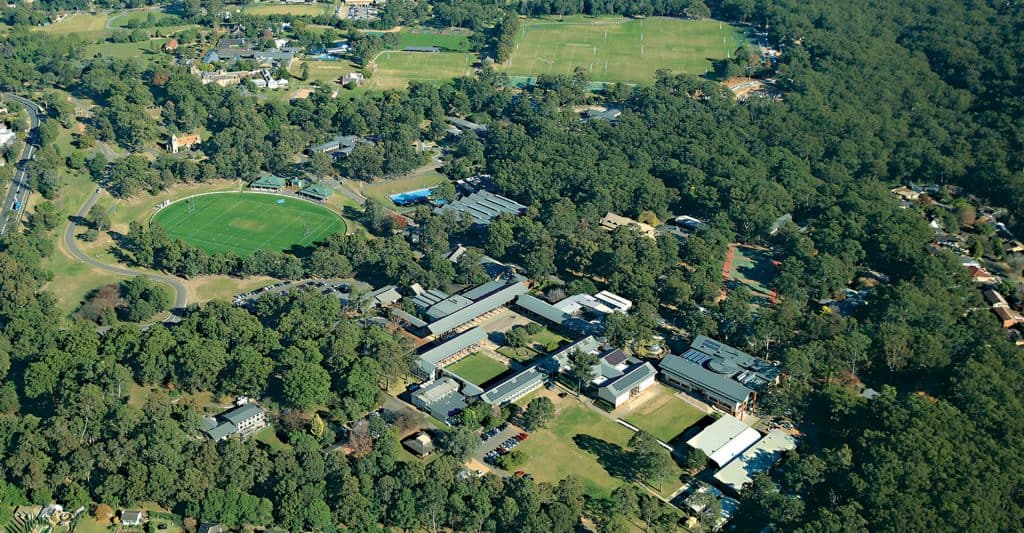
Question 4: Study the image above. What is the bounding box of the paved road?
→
[65,189,188,323]
[0,93,42,235]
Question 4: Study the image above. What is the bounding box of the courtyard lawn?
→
[243,2,333,16]
[622,384,707,442]
[497,345,539,362]
[501,16,750,83]
[516,402,637,497]
[151,192,346,256]
[446,352,508,386]
[368,51,476,90]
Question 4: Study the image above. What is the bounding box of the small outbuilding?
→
[402,431,435,456]
[298,183,333,203]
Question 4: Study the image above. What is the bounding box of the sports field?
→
[501,16,749,83]
[368,51,475,89]
[446,352,508,386]
[152,193,346,256]
[397,28,473,52]
[243,2,333,16]
[725,244,776,305]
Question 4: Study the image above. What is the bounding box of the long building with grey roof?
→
[432,191,526,226]
[403,280,528,338]
[659,336,779,416]
[481,366,546,406]
[415,326,487,377]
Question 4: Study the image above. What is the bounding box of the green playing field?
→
[501,16,750,83]
[151,192,346,256]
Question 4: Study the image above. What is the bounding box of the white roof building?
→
[714,429,797,494]
[686,414,762,467]
[0,125,15,148]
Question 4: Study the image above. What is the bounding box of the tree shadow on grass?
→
[573,434,635,481]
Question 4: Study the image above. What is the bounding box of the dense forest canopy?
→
[0,0,1021,530]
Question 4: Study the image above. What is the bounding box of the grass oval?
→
[152,192,346,256]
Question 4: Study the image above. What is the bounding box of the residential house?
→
[713,429,797,495]
[411,377,467,421]
[197,523,224,533]
[120,510,146,526]
[599,212,657,239]
[163,38,179,51]
[580,107,622,123]
[341,71,365,86]
[203,403,268,441]
[890,186,923,202]
[993,306,1024,329]
[0,124,14,148]
[686,414,761,467]
[169,133,201,154]
[967,265,997,284]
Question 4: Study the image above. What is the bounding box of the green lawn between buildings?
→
[445,352,509,386]
[151,192,346,256]
[516,402,684,498]
[622,384,707,442]
[500,16,750,83]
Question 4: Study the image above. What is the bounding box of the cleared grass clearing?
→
[152,192,346,256]
[243,2,332,16]
[360,170,447,208]
[446,352,508,386]
[110,10,183,27]
[38,12,111,38]
[368,51,475,90]
[397,29,473,52]
[501,16,749,83]
[83,38,170,60]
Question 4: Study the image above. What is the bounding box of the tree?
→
[568,349,598,395]
[629,430,673,492]
[685,448,707,473]
[521,397,555,431]
[441,426,478,460]
[685,0,711,19]
[432,179,456,203]
[281,362,331,410]
[29,201,60,232]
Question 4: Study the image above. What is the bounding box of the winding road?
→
[65,187,188,323]
[0,93,42,236]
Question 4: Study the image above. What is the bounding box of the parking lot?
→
[473,423,529,474]
[233,278,371,307]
